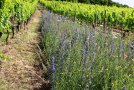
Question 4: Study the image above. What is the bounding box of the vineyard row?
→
[0,0,38,43]
[40,0,134,31]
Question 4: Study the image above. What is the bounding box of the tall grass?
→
[41,11,134,90]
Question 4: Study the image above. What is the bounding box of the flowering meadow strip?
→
[41,11,134,90]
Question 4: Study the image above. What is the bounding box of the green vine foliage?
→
[40,1,134,31]
[0,0,38,36]
[0,52,8,61]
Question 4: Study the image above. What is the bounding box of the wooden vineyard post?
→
[121,11,128,38]
[94,12,98,28]
[10,16,15,38]
[74,10,76,22]
[11,26,15,39]
[6,30,9,44]
[0,32,2,38]
[103,10,107,33]
[121,11,124,38]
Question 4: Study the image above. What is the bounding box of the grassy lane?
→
[0,8,49,90]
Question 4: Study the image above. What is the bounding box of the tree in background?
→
[55,0,129,7]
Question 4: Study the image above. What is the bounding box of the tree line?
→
[56,0,129,7]
[0,0,129,8]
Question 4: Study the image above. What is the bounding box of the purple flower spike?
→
[122,86,126,90]
[51,56,56,73]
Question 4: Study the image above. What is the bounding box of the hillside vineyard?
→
[40,1,134,31]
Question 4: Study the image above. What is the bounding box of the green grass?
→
[0,34,8,42]
[0,80,9,90]
[0,53,9,61]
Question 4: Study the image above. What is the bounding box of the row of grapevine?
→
[40,1,134,31]
[0,0,14,35]
[0,0,38,42]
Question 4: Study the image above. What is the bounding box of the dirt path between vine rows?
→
[0,8,50,90]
